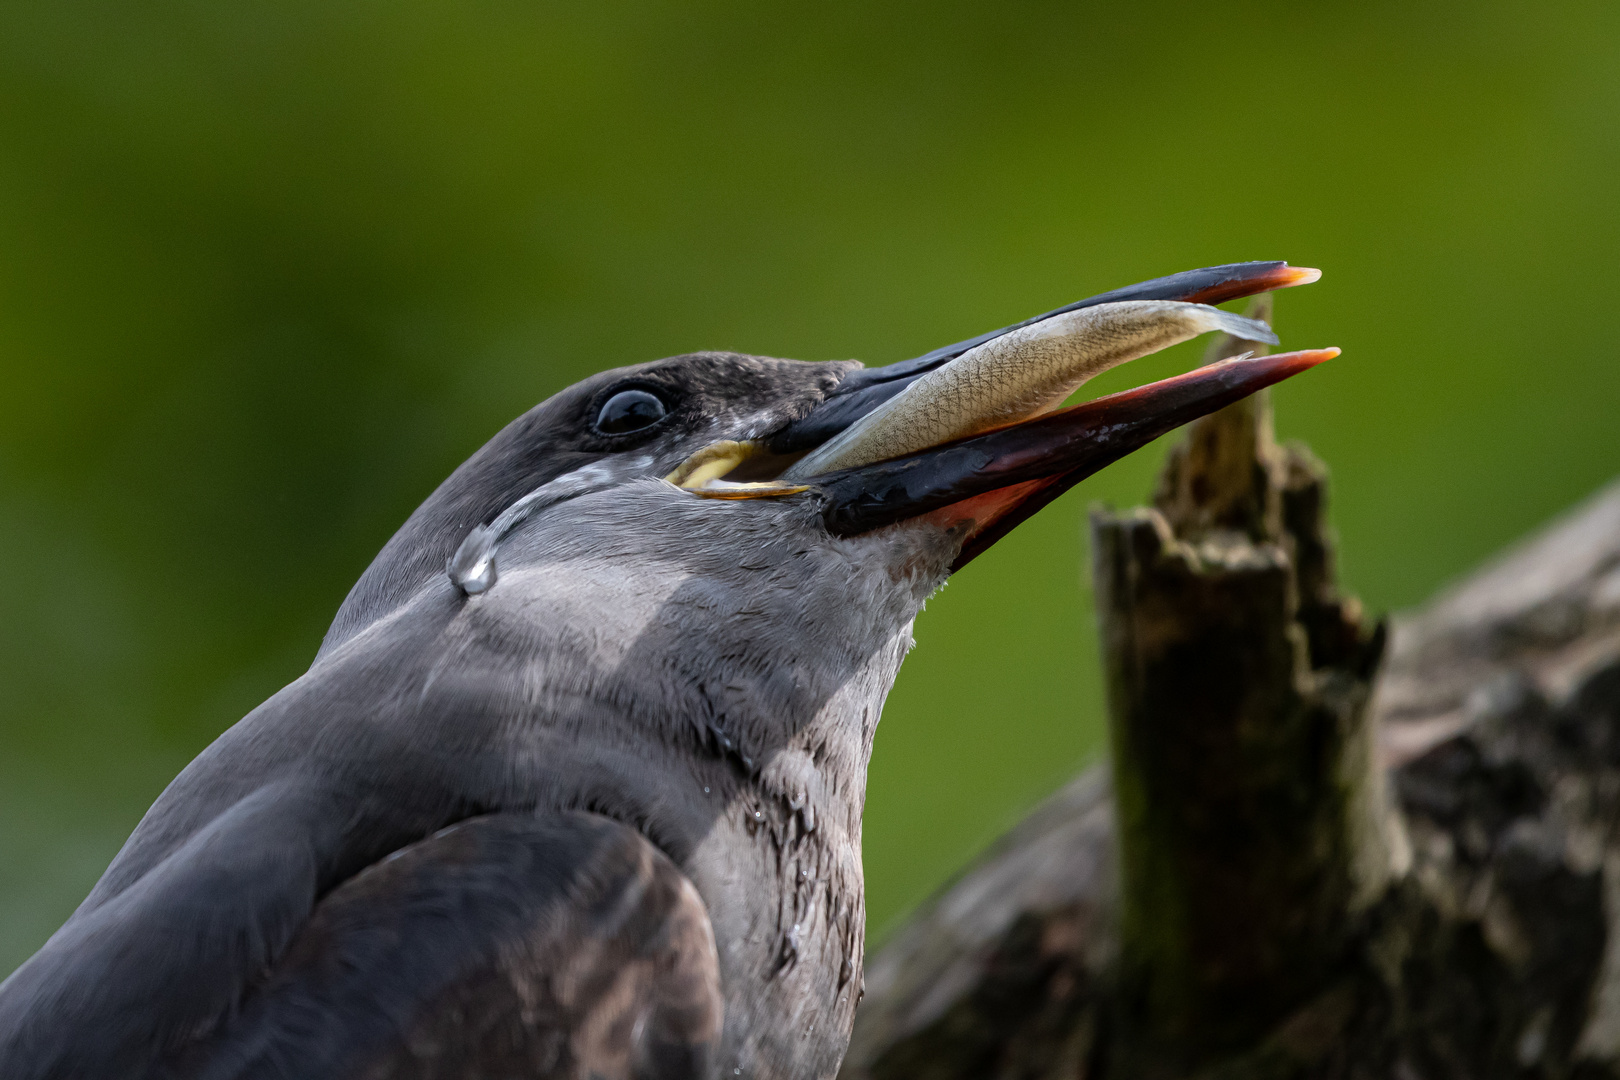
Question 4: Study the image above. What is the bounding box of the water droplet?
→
[703,786,711,794]
[447,525,499,595]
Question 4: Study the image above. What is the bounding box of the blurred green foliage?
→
[2,0,1618,976]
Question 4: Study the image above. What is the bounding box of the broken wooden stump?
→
[1095,302,1396,1075]
[840,302,1620,1080]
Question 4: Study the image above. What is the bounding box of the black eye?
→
[594,388,669,435]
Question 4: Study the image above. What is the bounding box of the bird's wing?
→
[155,810,723,1080]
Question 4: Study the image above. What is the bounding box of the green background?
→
[3,0,1618,976]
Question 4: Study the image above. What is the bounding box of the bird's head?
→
[323,260,1332,667]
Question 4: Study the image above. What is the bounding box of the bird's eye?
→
[594,388,669,435]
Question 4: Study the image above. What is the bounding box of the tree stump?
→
[839,305,1620,1080]
[1095,300,1397,1076]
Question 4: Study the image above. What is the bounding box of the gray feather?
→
[0,352,935,1080]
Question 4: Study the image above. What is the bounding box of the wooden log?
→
[839,303,1620,1079]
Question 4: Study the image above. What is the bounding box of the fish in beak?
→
[668,260,1334,568]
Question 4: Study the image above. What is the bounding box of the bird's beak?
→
[668,261,1335,571]
[808,346,1334,569]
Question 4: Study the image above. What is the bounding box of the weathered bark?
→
[839,308,1620,1080]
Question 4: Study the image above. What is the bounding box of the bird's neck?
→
[678,622,913,1080]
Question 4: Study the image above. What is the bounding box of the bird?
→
[0,262,1334,1080]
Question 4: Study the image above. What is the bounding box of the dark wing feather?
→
[167,811,722,1080]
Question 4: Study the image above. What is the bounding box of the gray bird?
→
[0,262,1332,1080]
